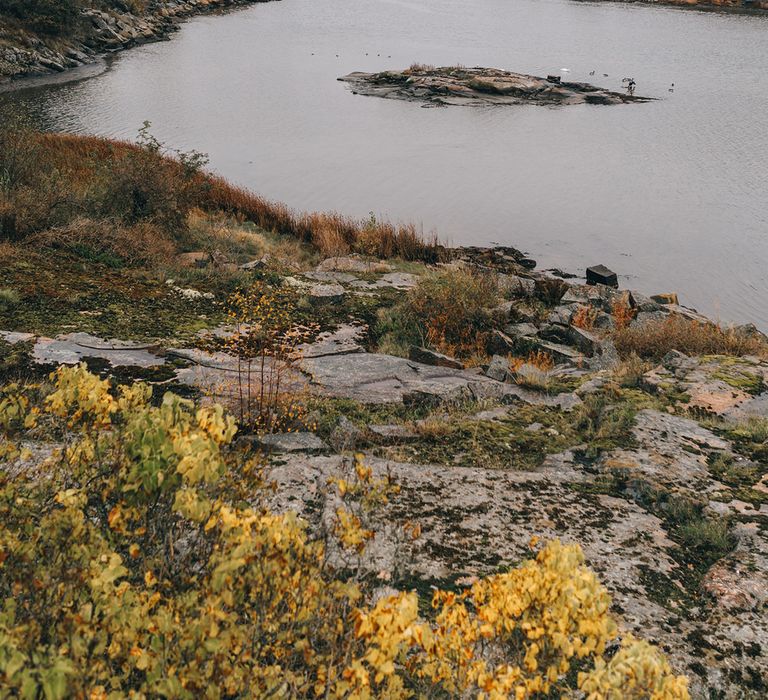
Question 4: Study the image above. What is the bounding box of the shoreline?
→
[0,0,277,88]
[572,0,768,13]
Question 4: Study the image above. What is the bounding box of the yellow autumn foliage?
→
[0,365,689,699]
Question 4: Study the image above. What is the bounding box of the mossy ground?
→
[0,248,226,341]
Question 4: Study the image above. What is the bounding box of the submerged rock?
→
[339,66,653,107]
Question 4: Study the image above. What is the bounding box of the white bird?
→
[560,68,570,72]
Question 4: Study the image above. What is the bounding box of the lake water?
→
[3,0,768,326]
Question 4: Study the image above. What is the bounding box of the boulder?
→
[587,339,620,371]
[316,256,391,273]
[735,323,768,342]
[303,271,357,284]
[561,285,629,313]
[300,324,366,358]
[329,416,364,452]
[240,255,270,271]
[379,272,419,289]
[503,322,539,338]
[633,311,668,326]
[252,432,328,454]
[661,349,694,372]
[32,332,164,369]
[490,300,515,321]
[485,354,510,382]
[592,311,616,331]
[309,283,345,303]
[650,292,679,306]
[530,339,584,365]
[486,330,516,355]
[301,352,516,405]
[576,373,610,396]
[537,324,599,357]
[628,292,663,313]
[537,324,570,345]
[545,306,575,326]
[367,424,419,445]
[409,346,464,370]
[566,326,601,357]
[498,274,536,297]
[509,306,539,324]
[586,264,618,288]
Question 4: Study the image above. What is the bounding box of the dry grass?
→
[22,132,444,263]
[29,218,176,267]
[611,296,636,331]
[413,416,453,439]
[406,63,436,73]
[197,174,443,262]
[509,351,556,374]
[572,305,598,331]
[612,352,650,387]
[613,316,768,360]
[0,241,15,262]
[534,277,569,306]
[184,211,315,271]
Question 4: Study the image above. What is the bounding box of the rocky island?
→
[339,65,653,107]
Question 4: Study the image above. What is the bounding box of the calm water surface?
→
[3,0,768,325]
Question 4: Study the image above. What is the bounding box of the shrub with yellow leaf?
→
[0,366,689,699]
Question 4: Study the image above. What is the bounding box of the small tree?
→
[222,281,317,434]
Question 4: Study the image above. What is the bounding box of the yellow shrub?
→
[0,366,689,699]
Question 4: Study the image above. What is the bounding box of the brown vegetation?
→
[611,295,636,330]
[12,130,443,262]
[572,304,598,331]
[613,315,768,360]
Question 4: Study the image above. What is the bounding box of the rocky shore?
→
[0,0,276,84]
[339,65,653,107]
[1,126,766,695]
[577,0,768,11]
[4,237,768,697]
